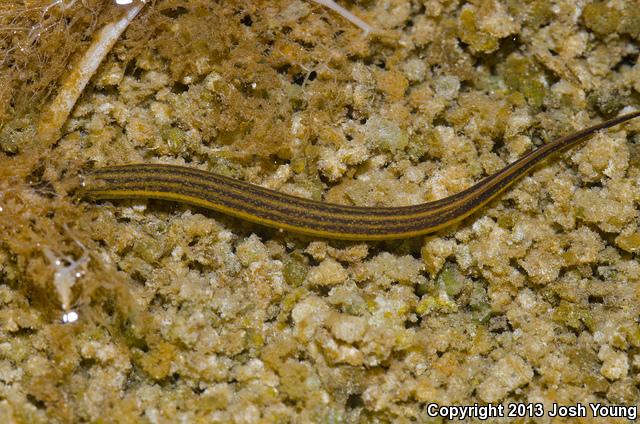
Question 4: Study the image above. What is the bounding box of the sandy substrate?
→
[1,0,639,422]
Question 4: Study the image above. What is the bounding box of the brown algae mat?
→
[1,0,640,422]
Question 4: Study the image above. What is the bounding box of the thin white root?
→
[38,0,145,145]
[310,0,373,35]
